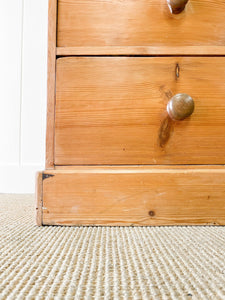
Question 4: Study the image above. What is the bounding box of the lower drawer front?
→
[41,167,225,226]
[55,57,225,165]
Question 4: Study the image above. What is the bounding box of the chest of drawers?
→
[36,0,225,226]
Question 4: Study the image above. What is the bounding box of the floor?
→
[0,194,225,300]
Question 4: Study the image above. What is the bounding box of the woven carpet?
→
[0,195,225,300]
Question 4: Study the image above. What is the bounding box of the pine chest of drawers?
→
[36,0,225,226]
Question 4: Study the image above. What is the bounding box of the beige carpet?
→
[0,195,225,300]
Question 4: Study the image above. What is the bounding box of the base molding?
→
[36,166,225,226]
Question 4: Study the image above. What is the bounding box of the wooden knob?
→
[167,0,189,14]
[167,93,194,120]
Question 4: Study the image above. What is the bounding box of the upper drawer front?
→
[57,0,225,47]
[55,57,225,165]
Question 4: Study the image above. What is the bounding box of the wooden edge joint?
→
[42,173,55,180]
[36,172,43,226]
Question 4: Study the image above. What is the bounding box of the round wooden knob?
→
[167,93,194,120]
[167,0,189,14]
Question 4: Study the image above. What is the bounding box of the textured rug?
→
[0,194,225,300]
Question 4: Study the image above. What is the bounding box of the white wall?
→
[0,0,48,193]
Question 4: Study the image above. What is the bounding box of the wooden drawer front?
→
[57,0,225,47]
[55,57,225,165]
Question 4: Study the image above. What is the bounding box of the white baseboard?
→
[0,164,44,193]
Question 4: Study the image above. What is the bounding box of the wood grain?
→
[57,0,225,47]
[36,172,43,226]
[46,0,57,169]
[56,46,225,56]
[42,166,225,226]
[54,165,225,170]
[55,57,225,165]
